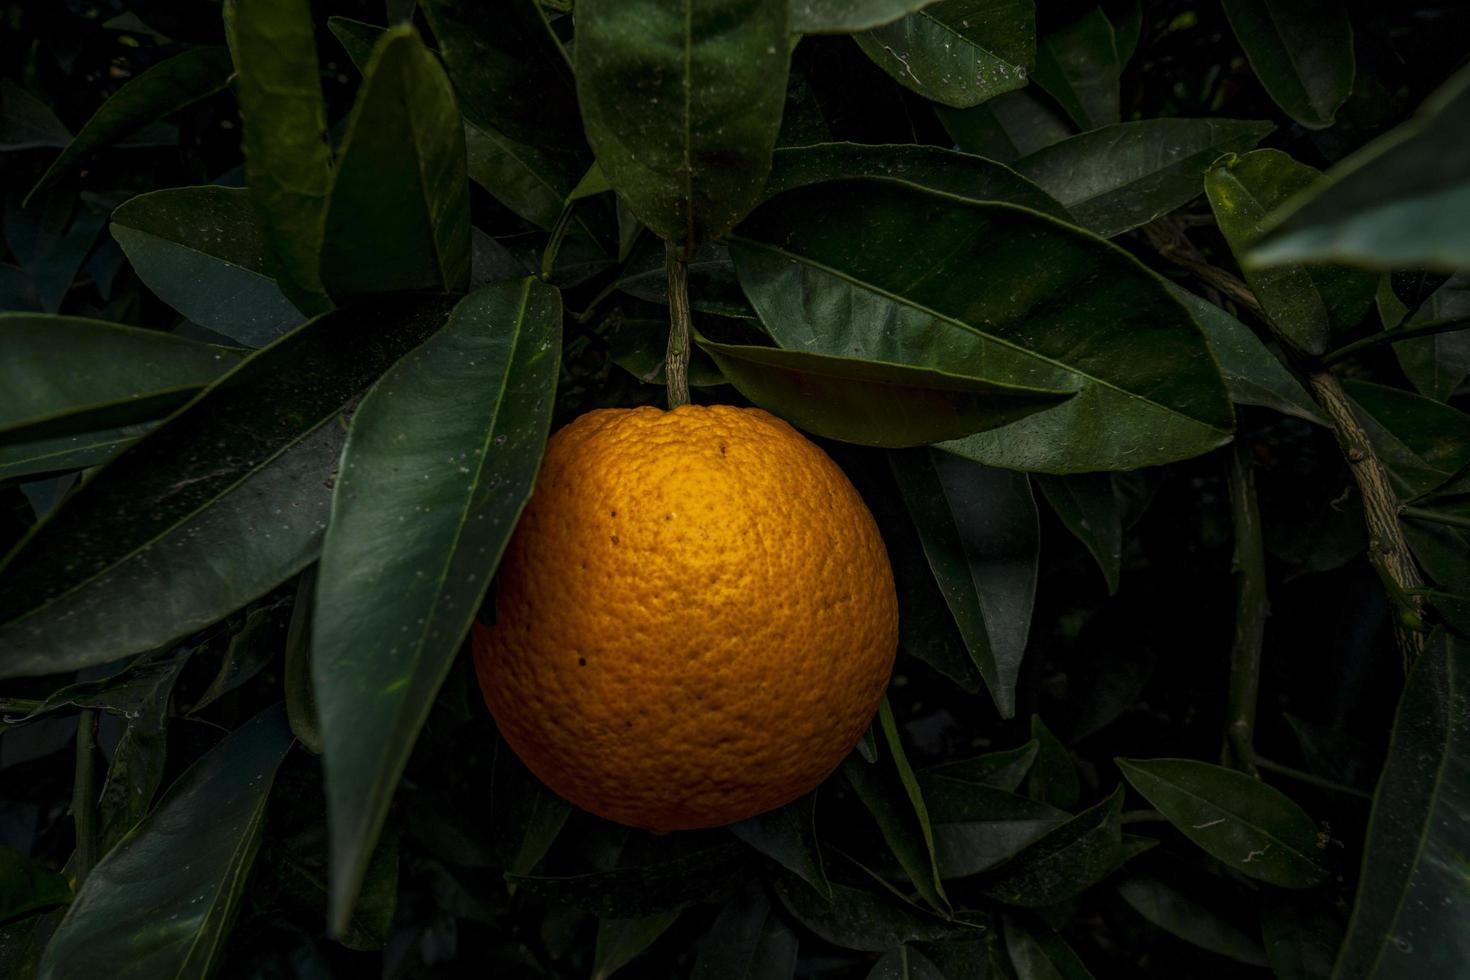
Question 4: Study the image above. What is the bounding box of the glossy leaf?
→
[575,0,789,247]
[188,599,292,714]
[730,793,831,898]
[792,0,938,33]
[0,314,240,442]
[1025,716,1080,812]
[918,778,1068,879]
[1003,916,1094,979]
[1341,380,1470,499]
[867,946,947,980]
[1396,273,1470,403]
[1206,150,1376,355]
[0,849,71,924]
[617,241,753,319]
[111,186,304,345]
[283,568,322,754]
[314,279,560,932]
[730,179,1235,473]
[225,0,334,314]
[1033,8,1119,131]
[1116,874,1267,966]
[1036,473,1122,594]
[36,704,293,980]
[0,423,152,485]
[853,0,1035,109]
[891,449,1037,718]
[508,842,748,916]
[27,47,234,202]
[1335,631,1470,978]
[1116,758,1328,888]
[1250,66,1470,271]
[320,25,470,302]
[698,336,1073,448]
[978,786,1124,907]
[0,294,458,679]
[1013,119,1273,237]
[1222,0,1354,129]
[691,883,798,980]
[923,740,1038,794]
[938,89,1072,164]
[769,866,976,952]
[593,912,680,980]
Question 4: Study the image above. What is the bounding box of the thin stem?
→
[539,202,577,281]
[1322,315,1470,367]
[1143,216,1266,322]
[0,697,45,716]
[664,241,692,409]
[1255,756,1373,800]
[1222,441,1269,775]
[1401,505,1470,531]
[72,709,98,884]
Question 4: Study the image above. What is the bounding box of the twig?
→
[1322,315,1470,366]
[1401,505,1470,531]
[1222,442,1268,775]
[72,709,98,884]
[664,242,692,409]
[1143,216,1266,321]
[1255,755,1372,800]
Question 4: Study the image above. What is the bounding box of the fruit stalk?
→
[664,241,692,408]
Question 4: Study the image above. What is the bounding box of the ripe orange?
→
[472,404,898,831]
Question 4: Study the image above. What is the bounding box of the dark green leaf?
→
[769,864,977,952]
[918,779,1068,879]
[339,829,399,951]
[0,294,457,679]
[867,946,947,980]
[938,89,1072,164]
[1025,716,1080,812]
[111,186,304,346]
[0,423,151,485]
[1341,380,1470,499]
[1116,758,1328,888]
[1003,915,1094,979]
[27,47,234,202]
[617,242,753,319]
[1222,0,1354,129]
[1251,66,1470,272]
[0,850,71,925]
[1260,890,1341,980]
[593,911,680,980]
[188,599,292,714]
[978,786,1124,907]
[1033,8,1119,131]
[508,842,748,916]
[890,450,1038,718]
[853,0,1035,109]
[0,314,240,442]
[575,0,789,247]
[1013,119,1273,237]
[1335,631,1470,978]
[698,336,1073,448]
[314,279,559,932]
[1206,150,1376,355]
[1036,474,1122,594]
[326,15,382,71]
[36,704,293,980]
[791,0,938,33]
[1395,274,1470,403]
[225,0,334,314]
[691,882,798,980]
[1116,874,1267,966]
[320,25,470,302]
[9,645,191,724]
[730,179,1235,472]
[283,568,321,754]
[923,740,1039,794]
[491,739,572,877]
[465,120,587,231]
[0,79,71,150]
[730,793,831,899]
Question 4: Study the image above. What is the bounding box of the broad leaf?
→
[508,842,748,917]
[1033,7,1119,131]
[867,946,947,980]
[729,793,831,898]
[1036,473,1122,594]
[320,25,470,302]
[698,336,1073,448]
[1396,273,1470,403]
[918,778,1068,879]
[1116,874,1267,966]
[0,294,457,679]
[326,15,381,70]
[770,865,977,952]
[1003,915,1094,979]
[1335,631,1470,978]
[1116,758,1328,888]
[314,279,560,932]
[890,449,1038,718]
[187,599,292,715]
[853,0,1035,109]
[1222,0,1354,129]
[111,186,303,345]
[792,0,938,33]
[938,89,1072,163]
[0,423,152,485]
[465,120,589,231]
[36,704,292,980]
[593,912,680,980]
[1341,380,1470,500]
[225,0,334,314]
[730,179,1235,473]
[575,0,789,247]
[0,850,71,925]
[1025,716,1080,811]
[922,740,1038,794]
[978,786,1124,907]
[1013,119,1273,237]
[1250,66,1470,271]
[690,883,799,980]
[27,47,234,202]
[1206,150,1376,355]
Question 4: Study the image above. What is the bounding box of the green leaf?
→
[729,793,831,898]
[225,0,334,314]
[769,864,977,952]
[1260,890,1341,980]
[320,25,470,302]
[0,423,152,485]
[605,317,726,389]
[1222,0,1354,129]
[1169,287,1326,425]
[314,278,560,933]
[339,828,399,951]
[1341,380,1470,500]
[283,568,322,754]
[1250,66,1470,272]
[918,779,1068,879]
[0,79,71,150]
[890,449,1038,718]
[1036,474,1122,594]
[187,598,292,715]
[1335,631,1470,978]
[508,842,748,917]
[0,850,71,925]
[617,242,754,319]
[0,314,240,443]
[36,704,293,980]
[326,15,382,71]
[844,698,950,913]
[27,47,234,203]
[465,121,587,231]
[110,186,304,346]
[697,336,1073,448]
[1206,150,1376,356]
[691,883,798,980]
[938,89,1072,164]
[923,740,1039,794]
[1025,716,1080,812]
[852,0,1035,109]
[1013,119,1273,238]
[1116,758,1328,889]
[593,911,680,980]
[867,946,948,980]
[1396,274,1470,403]
[0,294,457,679]
[1003,915,1094,979]
[768,143,1070,221]
[420,0,584,153]
[1033,8,1119,131]
[730,179,1235,473]
[1116,874,1267,966]
[491,738,572,876]
[792,0,938,33]
[575,0,789,247]
[978,786,1124,907]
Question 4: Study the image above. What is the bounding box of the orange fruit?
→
[472,404,898,831]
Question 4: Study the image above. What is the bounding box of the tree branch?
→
[1143,216,1266,321]
[664,242,692,409]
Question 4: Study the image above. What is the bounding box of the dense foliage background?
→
[1,0,1468,977]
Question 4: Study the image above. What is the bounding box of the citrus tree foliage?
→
[2,1,1469,978]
